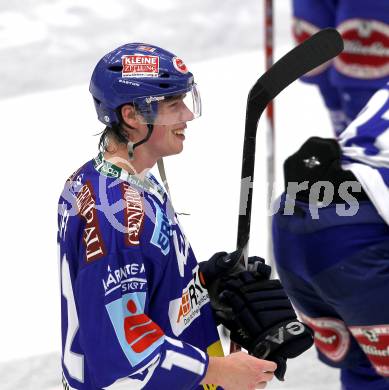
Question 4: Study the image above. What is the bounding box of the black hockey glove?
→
[218,271,314,381]
[199,250,271,322]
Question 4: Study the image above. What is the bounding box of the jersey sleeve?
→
[75,252,208,390]
[339,83,389,225]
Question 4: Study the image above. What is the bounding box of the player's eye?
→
[166,100,182,109]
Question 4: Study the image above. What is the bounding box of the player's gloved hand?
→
[218,271,314,381]
[199,250,271,321]
[199,249,271,285]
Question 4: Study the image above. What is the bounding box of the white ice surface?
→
[0,0,340,388]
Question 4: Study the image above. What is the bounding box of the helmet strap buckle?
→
[127,141,135,160]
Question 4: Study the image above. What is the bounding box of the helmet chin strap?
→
[127,123,154,160]
[127,119,190,215]
[125,120,172,201]
[126,121,189,216]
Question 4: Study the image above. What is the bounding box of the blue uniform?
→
[293,0,389,135]
[272,85,389,389]
[58,154,223,389]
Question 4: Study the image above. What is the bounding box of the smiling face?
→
[116,94,195,172]
[144,95,194,158]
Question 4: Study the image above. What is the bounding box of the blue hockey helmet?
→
[89,43,201,127]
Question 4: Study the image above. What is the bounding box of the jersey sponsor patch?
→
[122,55,159,78]
[102,263,147,296]
[173,57,188,74]
[300,314,350,362]
[93,153,121,178]
[168,265,210,336]
[349,325,389,377]
[106,292,165,366]
[122,183,144,246]
[76,181,106,262]
[172,214,190,278]
[150,198,171,255]
[293,18,332,76]
[335,19,389,79]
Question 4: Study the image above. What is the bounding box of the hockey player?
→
[292,0,389,136]
[272,83,389,389]
[57,43,313,390]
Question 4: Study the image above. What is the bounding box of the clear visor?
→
[133,83,201,125]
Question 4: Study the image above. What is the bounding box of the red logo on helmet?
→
[122,55,159,78]
[335,19,389,79]
[173,57,188,74]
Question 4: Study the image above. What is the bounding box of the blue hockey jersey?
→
[272,82,389,390]
[293,0,389,89]
[57,153,223,389]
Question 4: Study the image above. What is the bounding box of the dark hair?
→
[98,124,129,152]
[97,105,135,152]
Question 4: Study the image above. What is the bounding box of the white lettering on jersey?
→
[162,337,206,376]
[173,229,189,278]
[59,202,70,241]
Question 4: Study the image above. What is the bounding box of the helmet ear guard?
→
[93,97,120,126]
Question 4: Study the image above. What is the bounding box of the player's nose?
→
[181,103,194,122]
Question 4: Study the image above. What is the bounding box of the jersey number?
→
[161,339,205,376]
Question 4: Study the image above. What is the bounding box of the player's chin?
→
[171,140,184,155]
[172,144,184,155]
[163,144,184,157]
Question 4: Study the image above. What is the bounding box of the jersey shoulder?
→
[58,154,173,270]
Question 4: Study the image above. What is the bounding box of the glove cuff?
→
[250,320,313,359]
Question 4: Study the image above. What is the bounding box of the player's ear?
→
[121,104,140,129]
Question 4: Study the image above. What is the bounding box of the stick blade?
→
[251,28,343,102]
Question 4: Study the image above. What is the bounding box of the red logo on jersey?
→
[172,57,189,74]
[349,325,389,377]
[300,314,350,362]
[124,299,164,353]
[122,183,144,246]
[176,291,191,323]
[293,18,332,77]
[122,55,159,78]
[76,182,106,262]
[335,19,389,79]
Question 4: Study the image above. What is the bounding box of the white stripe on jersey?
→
[339,83,389,225]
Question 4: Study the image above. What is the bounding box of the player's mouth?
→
[172,127,186,140]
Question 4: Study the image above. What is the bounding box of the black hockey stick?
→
[236,28,343,254]
[230,28,343,355]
